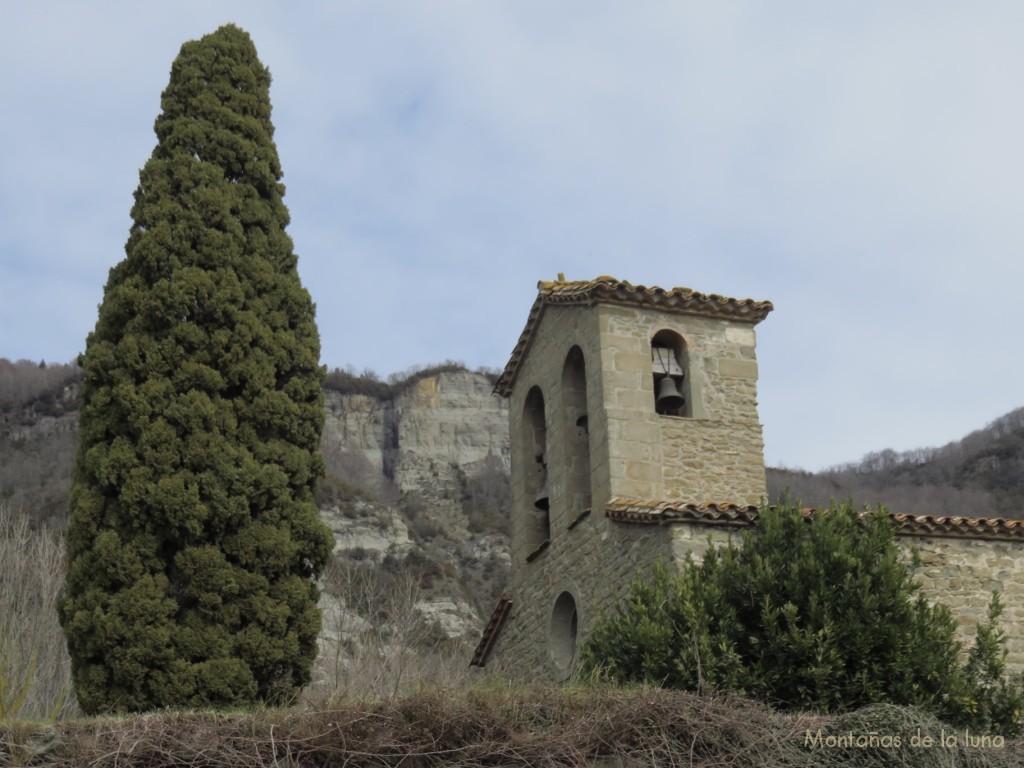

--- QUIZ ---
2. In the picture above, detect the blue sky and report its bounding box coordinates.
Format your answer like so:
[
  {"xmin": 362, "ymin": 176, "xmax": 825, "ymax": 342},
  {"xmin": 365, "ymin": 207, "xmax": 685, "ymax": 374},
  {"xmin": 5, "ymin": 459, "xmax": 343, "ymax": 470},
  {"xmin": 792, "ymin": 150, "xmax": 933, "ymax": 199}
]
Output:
[{"xmin": 2, "ymin": 2, "xmax": 1023, "ymax": 472}]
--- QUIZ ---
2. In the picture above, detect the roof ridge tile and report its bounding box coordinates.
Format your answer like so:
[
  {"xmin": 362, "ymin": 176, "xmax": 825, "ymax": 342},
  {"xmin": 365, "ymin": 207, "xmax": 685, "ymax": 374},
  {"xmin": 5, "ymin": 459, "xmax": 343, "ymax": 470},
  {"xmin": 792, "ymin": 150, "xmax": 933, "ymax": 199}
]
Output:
[{"xmin": 605, "ymin": 500, "xmax": 1024, "ymax": 540}]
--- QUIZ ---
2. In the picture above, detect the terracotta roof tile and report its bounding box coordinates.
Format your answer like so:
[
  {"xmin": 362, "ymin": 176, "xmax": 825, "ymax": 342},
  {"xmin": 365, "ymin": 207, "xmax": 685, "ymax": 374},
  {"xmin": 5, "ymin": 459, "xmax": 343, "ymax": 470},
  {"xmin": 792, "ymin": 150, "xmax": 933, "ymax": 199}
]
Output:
[
  {"xmin": 887, "ymin": 512, "xmax": 1024, "ymax": 539},
  {"xmin": 605, "ymin": 498, "xmax": 760, "ymax": 525},
  {"xmin": 606, "ymin": 499, "xmax": 1024, "ymax": 541},
  {"xmin": 494, "ymin": 276, "xmax": 773, "ymax": 396}
]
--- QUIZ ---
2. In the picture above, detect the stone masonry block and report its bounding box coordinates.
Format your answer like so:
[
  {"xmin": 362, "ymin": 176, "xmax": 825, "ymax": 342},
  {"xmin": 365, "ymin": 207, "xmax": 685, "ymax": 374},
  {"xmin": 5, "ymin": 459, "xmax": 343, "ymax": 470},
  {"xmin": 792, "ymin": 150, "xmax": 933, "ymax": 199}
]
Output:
[
  {"xmin": 718, "ymin": 359, "xmax": 759, "ymax": 379},
  {"xmin": 607, "ymin": 440, "xmax": 655, "ymax": 463},
  {"xmin": 626, "ymin": 460, "xmax": 662, "ymax": 482},
  {"xmin": 725, "ymin": 326, "xmax": 756, "ymax": 346},
  {"xmin": 613, "ymin": 352, "xmax": 653, "ymax": 373},
  {"xmin": 604, "ymin": 371, "xmax": 643, "ymax": 391},
  {"xmin": 614, "ymin": 389, "xmax": 656, "ymax": 409},
  {"xmin": 620, "ymin": 421, "xmax": 660, "ymax": 444},
  {"xmin": 617, "ymin": 479, "xmax": 654, "ymax": 498}
]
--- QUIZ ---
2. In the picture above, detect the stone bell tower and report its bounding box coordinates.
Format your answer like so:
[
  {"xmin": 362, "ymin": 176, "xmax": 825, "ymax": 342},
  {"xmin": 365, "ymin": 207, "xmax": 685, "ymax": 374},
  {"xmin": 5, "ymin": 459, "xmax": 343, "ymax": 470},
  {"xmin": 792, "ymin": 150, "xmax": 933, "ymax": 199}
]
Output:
[{"xmin": 471, "ymin": 276, "xmax": 773, "ymax": 680}]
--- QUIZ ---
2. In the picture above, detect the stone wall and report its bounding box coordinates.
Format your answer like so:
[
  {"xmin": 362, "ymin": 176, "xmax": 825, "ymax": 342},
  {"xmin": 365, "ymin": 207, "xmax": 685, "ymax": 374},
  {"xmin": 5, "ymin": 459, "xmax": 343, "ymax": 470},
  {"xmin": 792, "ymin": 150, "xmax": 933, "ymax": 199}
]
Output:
[
  {"xmin": 900, "ymin": 534, "xmax": 1024, "ymax": 671},
  {"xmin": 506, "ymin": 304, "xmax": 606, "ymax": 567},
  {"xmin": 486, "ymin": 510, "xmax": 675, "ymax": 681},
  {"xmin": 485, "ymin": 518, "xmax": 1024, "ymax": 681},
  {"xmin": 597, "ymin": 305, "xmax": 767, "ymax": 505},
  {"xmin": 492, "ymin": 295, "xmax": 772, "ymax": 680},
  {"xmin": 493, "ymin": 302, "xmax": 682, "ymax": 680},
  {"xmin": 667, "ymin": 522, "xmax": 1024, "ymax": 674}
]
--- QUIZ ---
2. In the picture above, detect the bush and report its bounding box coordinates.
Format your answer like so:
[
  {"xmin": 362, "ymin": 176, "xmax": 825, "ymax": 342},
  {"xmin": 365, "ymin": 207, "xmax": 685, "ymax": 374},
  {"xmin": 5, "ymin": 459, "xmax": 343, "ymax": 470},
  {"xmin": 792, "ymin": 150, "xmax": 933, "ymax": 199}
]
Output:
[
  {"xmin": 323, "ymin": 360, "xmax": 473, "ymax": 400},
  {"xmin": 402, "ymin": 492, "xmax": 443, "ymax": 542},
  {"xmin": 581, "ymin": 502, "xmax": 979, "ymax": 721},
  {"xmin": 954, "ymin": 592, "xmax": 1024, "ymax": 735},
  {"xmin": 315, "ymin": 473, "xmax": 375, "ymax": 506},
  {"xmin": 322, "ymin": 367, "xmax": 392, "ymax": 399}
]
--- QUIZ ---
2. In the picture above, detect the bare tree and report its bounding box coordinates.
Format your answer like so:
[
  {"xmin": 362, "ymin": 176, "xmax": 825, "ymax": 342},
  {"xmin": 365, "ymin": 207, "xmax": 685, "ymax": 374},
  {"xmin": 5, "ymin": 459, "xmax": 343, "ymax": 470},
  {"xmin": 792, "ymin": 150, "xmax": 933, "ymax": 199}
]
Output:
[
  {"xmin": 0, "ymin": 502, "xmax": 76, "ymax": 719},
  {"xmin": 315, "ymin": 560, "xmax": 471, "ymax": 700}
]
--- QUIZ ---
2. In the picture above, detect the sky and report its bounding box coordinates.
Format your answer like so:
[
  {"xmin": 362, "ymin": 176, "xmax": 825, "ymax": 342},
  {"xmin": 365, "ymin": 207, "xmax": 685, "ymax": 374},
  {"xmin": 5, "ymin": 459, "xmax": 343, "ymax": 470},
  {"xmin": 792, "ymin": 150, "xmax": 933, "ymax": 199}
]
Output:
[{"xmin": 2, "ymin": 2, "xmax": 1023, "ymax": 472}]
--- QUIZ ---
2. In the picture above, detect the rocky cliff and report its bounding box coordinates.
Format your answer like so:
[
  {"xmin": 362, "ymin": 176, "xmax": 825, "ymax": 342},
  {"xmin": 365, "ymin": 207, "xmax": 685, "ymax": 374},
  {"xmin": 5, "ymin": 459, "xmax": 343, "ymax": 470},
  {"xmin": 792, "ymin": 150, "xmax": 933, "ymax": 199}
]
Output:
[
  {"xmin": 322, "ymin": 369, "xmax": 509, "ymax": 510},
  {"xmin": 314, "ymin": 369, "xmax": 512, "ymax": 688}
]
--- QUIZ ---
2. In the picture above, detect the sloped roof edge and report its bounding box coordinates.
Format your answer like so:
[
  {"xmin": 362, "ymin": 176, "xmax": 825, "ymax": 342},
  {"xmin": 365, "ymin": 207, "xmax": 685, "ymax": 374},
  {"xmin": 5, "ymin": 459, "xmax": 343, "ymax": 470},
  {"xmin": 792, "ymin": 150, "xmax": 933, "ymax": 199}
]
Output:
[
  {"xmin": 494, "ymin": 276, "xmax": 774, "ymax": 397},
  {"xmin": 605, "ymin": 499, "xmax": 1024, "ymax": 541}
]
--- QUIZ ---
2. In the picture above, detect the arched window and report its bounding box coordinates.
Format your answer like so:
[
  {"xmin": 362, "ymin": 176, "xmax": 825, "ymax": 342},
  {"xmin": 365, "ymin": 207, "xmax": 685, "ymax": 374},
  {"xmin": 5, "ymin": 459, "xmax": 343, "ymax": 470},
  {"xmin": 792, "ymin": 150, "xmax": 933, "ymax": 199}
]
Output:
[
  {"xmin": 651, "ymin": 329, "xmax": 688, "ymax": 417},
  {"xmin": 561, "ymin": 346, "xmax": 591, "ymax": 522},
  {"xmin": 549, "ymin": 591, "xmax": 578, "ymax": 679},
  {"xmin": 521, "ymin": 386, "xmax": 550, "ymax": 558}
]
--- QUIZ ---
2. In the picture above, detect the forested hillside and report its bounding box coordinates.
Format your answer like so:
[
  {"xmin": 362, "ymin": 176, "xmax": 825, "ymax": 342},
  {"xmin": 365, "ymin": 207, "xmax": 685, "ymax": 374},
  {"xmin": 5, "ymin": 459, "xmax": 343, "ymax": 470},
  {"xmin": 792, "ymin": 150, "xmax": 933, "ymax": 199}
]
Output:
[
  {"xmin": 767, "ymin": 407, "xmax": 1024, "ymax": 519},
  {"xmin": 0, "ymin": 359, "xmax": 80, "ymax": 525}
]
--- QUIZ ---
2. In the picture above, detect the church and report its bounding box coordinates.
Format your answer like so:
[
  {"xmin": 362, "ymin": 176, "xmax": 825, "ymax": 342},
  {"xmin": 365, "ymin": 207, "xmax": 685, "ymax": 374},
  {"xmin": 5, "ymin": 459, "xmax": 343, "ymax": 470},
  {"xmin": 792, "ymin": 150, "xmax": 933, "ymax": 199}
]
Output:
[{"xmin": 471, "ymin": 275, "xmax": 1024, "ymax": 681}]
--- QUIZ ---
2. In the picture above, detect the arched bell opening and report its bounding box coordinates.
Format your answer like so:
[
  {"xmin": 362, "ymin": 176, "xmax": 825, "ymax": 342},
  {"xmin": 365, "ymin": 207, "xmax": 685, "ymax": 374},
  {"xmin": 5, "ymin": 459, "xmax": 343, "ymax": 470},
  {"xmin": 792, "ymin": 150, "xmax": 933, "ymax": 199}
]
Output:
[
  {"xmin": 561, "ymin": 346, "xmax": 592, "ymax": 521},
  {"xmin": 520, "ymin": 386, "xmax": 550, "ymax": 557},
  {"xmin": 651, "ymin": 329, "xmax": 689, "ymax": 417}
]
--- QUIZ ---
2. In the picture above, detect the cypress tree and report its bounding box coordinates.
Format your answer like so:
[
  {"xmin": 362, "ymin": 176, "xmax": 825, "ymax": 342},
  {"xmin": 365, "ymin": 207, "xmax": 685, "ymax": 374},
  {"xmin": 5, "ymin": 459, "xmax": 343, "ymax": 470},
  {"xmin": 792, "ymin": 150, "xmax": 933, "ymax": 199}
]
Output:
[{"xmin": 59, "ymin": 24, "xmax": 333, "ymax": 713}]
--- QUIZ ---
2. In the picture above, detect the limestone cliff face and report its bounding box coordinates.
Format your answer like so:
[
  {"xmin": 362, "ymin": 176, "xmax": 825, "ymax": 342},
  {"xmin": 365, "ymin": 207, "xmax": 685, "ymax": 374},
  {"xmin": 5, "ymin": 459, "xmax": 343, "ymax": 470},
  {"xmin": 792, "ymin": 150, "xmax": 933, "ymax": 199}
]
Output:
[
  {"xmin": 322, "ymin": 370, "xmax": 510, "ymax": 507},
  {"xmin": 312, "ymin": 371, "xmax": 513, "ymax": 680},
  {"xmin": 392, "ymin": 372, "xmax": 509, "ymax": 497}
]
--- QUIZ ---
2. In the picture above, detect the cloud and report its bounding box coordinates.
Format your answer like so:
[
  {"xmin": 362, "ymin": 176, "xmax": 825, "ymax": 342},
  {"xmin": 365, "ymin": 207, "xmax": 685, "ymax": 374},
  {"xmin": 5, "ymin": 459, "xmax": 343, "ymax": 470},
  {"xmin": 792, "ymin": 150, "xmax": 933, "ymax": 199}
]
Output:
[{"xmin": 1, "ymin": 2, "xmax": 1022, "ymax": 470}]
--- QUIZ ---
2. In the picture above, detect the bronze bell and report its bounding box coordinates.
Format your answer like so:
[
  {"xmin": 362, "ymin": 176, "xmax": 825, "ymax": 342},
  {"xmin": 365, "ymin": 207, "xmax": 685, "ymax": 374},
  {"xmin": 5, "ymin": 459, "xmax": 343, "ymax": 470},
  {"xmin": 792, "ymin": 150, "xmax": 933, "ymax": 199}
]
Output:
[
  {"xmin": 656, "ymin": 376, "xmax": 685, "ymax": 411},
  {"xmin": 534, "ymin": 483, "xmax": 550, "ymax": 512},
  {"xmin": 534, "ymin": 459, "xmax": 550, "ymax": 511}
]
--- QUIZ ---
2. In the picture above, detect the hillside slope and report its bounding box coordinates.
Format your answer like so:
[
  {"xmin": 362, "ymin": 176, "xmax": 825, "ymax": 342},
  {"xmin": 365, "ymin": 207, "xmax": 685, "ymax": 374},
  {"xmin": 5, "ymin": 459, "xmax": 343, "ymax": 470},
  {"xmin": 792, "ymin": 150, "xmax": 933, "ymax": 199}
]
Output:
[{"xmin": 767, "ymin": 407, "xmax": 1024, "ymax": 518}]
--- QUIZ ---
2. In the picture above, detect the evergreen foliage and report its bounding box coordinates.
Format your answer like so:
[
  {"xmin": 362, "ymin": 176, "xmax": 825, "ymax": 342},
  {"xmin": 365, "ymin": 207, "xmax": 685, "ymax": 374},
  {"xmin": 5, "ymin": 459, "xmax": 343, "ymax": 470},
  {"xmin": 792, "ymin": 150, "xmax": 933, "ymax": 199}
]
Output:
[
  {"xmin": 959, "ymin": 592, "xmax": 1024, "ymax": 734},
  {"xmin": 58, "ymin": 25, "xmax": 332, "ymax": 713},
  {"xmin": 581, "ymin": 501, "xmax": 1015, "ymax": 728}
]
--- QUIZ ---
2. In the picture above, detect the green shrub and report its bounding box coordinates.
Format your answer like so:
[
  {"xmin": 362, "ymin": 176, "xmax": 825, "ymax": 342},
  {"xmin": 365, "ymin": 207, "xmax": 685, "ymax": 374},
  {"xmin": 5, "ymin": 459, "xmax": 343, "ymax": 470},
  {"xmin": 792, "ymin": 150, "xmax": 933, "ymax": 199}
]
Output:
[
  {"xmin": 461, "ymin": 457, "xmax": 510, "ymax": 536},
  {"xmin": 581, "ymin": 502, "xmax": 974, "ymax": 718},
  {"xmin": 952, "ymin": 592, "xmax": 1024, "ymax": 735},
  {"xmin": 322, "ymin": 361, "xmax": 473, "ymax": 400}
]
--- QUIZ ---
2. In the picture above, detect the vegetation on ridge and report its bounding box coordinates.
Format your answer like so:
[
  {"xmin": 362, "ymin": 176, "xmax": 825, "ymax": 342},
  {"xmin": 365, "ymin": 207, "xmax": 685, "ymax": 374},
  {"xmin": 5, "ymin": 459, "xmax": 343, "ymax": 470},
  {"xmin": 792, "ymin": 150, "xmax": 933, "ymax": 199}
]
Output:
[
  {"xmin": 768, "ymin": 406, "xmax": 1024, "ymax": 518},
  {"xmin": 322, "ymin": 360, "xmax": 500, "ymax": 399}
]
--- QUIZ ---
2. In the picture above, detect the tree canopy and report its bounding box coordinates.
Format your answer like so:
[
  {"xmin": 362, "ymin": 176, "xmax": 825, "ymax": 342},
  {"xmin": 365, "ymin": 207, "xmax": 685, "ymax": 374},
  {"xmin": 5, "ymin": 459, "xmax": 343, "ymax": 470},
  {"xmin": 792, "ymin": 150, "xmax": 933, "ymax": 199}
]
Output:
[{"xmin": 59, "ymin": 24, "xmax": 333, "ymax": 713}]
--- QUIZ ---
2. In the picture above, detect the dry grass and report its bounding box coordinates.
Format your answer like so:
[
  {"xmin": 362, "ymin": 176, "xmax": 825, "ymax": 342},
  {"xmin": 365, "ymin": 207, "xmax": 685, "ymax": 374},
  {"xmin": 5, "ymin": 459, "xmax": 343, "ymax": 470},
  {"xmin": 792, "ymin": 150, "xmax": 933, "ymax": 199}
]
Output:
[
  {"xmin": 0, "ymin": 685, "xmax": 791, "ymax": 767},
  {"xmin": 5, "ymin": 683, "xmax": 1019, "ymax": 768},
  {"xmin": 0, "ymin": 502, "xmax": 76, "ymax": 721}
]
